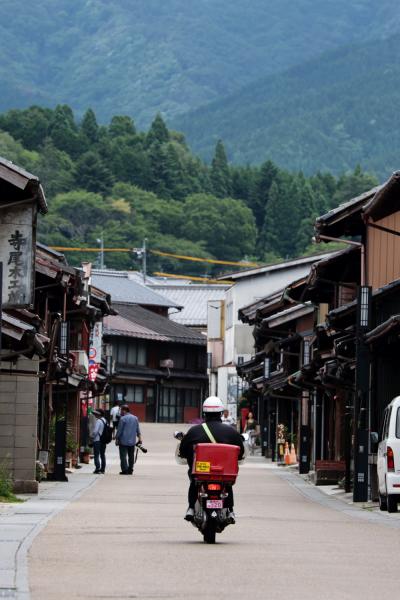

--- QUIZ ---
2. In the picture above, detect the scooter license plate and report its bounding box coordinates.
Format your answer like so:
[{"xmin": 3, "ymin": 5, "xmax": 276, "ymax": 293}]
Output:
[{"xmin": 206, "ymin": 500, "xmax": 223, "ymax": 509}]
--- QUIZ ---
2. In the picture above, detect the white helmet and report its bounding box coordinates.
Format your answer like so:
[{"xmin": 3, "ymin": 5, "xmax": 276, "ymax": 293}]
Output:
[{"xmin": 203, "ymin": 396, "xmax": 224, "ymax": 413}]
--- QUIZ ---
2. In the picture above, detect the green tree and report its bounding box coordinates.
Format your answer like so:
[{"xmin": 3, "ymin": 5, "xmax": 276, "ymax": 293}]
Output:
[
  {"xmin": 75, "ymin": 151, "xmax": 114, "ymax": 196},
  {"xmin": 147, "ymin": 113, "xmax": 169, "ymax": 146},
  {"xmin": 148, "ymin": 234, "xmax": 212, "ymax": 276},
  {"xmin": 261, "ymin": 175, "xmax": 301, "ymax": 258},
  {"xmin": 184, "ymin": 193, "xmax": 256, "ymax": 261},
  {"xmin": 210, "ymin": 140, "xmax": 231, "ymax": 198},
  {"xmin": 0, "ymin": 130, "xmax": 40, "ymax": 173},
  {"xmin": 0, "ymin": 106, "xmax": 53, "ymax": 150},
  {"xmin": 254, "ymin": 160, "xmax": 279, "ymax": 229},
  {"xmin": 80, "ymin": 108, "xmax": 99, "ymax": 144},
  {"xmin": 49, "ymin": 105, "xmax": 81, "ymax": 157},
  {"xmin": 109, "ymin": 115, "xmax": 136, "ymax": 138},
  {"xmin": 332, "ymin": 165, "xmax": 378, "ymax": 206},
  {"xmin": 36, "ymin": 138, "xmax": 76, "ymax": 199},
  {"xmin": 147, "ymin": 141, "xmax": 169, "ymax": 197},
  {"xmin": 293, "ymin": 173, "xmax": 317, "ymax": 255}
]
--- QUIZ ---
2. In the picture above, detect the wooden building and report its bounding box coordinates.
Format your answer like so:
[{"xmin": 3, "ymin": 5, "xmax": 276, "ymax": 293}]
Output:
[
  {"xmin": 0, "ymin": 159, "xmax": 48, "ymax": 492},
  {"xmin": 104, "ymin": 303, "xmax": 207, "ymax": 423},
  {"xmin": 238, "ymin": 171, "xmax": 400, "ymax": 496}
]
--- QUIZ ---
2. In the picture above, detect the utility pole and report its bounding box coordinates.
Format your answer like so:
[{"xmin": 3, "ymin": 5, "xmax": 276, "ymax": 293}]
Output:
[
  {"xmin": 143, "ymin": 238, "xmax": 147, "ymax": 283},
  {"xmin": 132, "ymin": 239, "xmax": 147, "ymax": 282},
  {"xmin": 96, "ymin": 235, "xmax": 105, "ymax": 269}
]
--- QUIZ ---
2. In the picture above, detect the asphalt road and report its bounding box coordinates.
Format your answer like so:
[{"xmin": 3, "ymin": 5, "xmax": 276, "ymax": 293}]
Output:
[{"xmin": 29, "ymin": 423, "xmax": 400, "ymax": 600}]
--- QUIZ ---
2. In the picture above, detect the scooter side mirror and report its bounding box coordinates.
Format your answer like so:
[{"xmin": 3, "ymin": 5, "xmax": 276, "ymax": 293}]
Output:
[{"xmin": 174, "ymin": 431, "xmax": 184, "ymax": 440}]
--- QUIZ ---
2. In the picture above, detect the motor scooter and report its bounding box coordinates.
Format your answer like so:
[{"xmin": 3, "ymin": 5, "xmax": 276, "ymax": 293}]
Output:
[{"xmin": 175, "ymin": 432, "xmax": 240, "ymax": 544}]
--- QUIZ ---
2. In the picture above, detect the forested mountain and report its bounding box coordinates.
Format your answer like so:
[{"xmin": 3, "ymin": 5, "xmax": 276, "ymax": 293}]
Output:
[
  {"xmin": 1, "ymin": 1, "xmax": 399, "ymax": 126},
  {"xmin": 173, "ymin": 33, "xmax": 400, "ymax": 177},
  {"xmin": 0, "ymin": 106, "xmax": 378, "ymax": 276}
]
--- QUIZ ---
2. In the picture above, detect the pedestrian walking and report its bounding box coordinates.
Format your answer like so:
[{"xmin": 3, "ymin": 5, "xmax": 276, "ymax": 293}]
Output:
[
  {"xmin": 221, "ymin": 408, "xmax": 236, "ymax": 427},
  {"xmin": 110, "ymin": 401, "xmax": 121, "ymax": 439},
  {"xmin": 115, "ymin": 404, "xmax": 142, "ymax": 475},
  {"xmin": 244, "ymin": 411, "xmax": 260, "ymax": 455},
  {"xmin": 92, "ymin": 409, "xmax": 108, "ymax": 474}
]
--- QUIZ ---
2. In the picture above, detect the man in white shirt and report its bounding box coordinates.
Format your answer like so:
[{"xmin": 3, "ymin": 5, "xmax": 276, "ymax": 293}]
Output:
[
  {"xmin": 110, "ymin": 401, "xmax": 121, "ymax": 439},
  {"xmin": 221, "ymin": 408, "xmax": 236, "ymax": 427}
]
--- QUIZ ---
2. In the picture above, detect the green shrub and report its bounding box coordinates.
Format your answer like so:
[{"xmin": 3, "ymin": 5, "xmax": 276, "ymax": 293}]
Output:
[{"xmin": 0, "ymin": 459, "xmax": 13, "ymax": 498}]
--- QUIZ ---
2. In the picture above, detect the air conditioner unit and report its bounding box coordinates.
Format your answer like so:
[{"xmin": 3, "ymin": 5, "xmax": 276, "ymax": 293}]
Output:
[
  {"xmin": 160, "ymin": 359, "xmax": 174, "ymax": 368},
  {"xmin": 70, "ymin": 351, "xmax": 89, "ymax": 374}
]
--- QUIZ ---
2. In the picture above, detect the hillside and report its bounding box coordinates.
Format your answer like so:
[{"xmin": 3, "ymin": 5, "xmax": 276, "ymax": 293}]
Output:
[
  {"xmin": 173, "ymin": 33, "xmax": 400, "ymax": 177},
  {"xmin": 1, "ymin": 0, "xmax": 399, "ymax": 126},
  {"xmin": 0, "ymin": 106, "xmax": 378, "ymax": 273}
]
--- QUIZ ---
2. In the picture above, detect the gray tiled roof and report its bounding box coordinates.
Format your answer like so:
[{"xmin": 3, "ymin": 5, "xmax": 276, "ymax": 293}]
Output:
[
  {"xmin": 149, "ymin": 284, "xmax": 228, "ymax": 326},
  {"xmin": 105, "ymin": 303, "xmax": 206, "ymax": 346},
  {"xmin": 91, "ymin": 271, "xmax": 181, "ymax": 309}
]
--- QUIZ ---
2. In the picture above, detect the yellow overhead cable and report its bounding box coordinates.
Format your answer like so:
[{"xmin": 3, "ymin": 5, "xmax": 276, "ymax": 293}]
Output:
[
  {"xmin": 153, "ymin": 272, "xmax": 232, "ymax": 284},
  {"xmin": 50, "ymin": 246, "xmax": 133, "ymax": 252},
  {"xmin": 49, "ymin": 246, "xmax": 259, "ymax": 267},
  {"xmin": 150, "ymin": 249, "xmax": 259, "ymax": 267}
]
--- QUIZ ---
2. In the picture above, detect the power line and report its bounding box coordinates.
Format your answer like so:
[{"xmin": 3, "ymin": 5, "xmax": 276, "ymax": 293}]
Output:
[
  {"xmin": 49, "ymin": 246, "xmax": 259, "ymax": 267},
  {"xmin": 49, "ymin": 246, "xmax": 142, "ymax": 252},
  {"xmin": 153, "ymin": 272, "xmax": 232, "ymax": 284},
  {"xmin": 149, "ymin": 249, "xmax": 258, "ymax": 267}
]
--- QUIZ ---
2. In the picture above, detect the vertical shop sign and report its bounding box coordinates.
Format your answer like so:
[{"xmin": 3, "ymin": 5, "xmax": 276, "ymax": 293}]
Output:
[
  {"xmin": 88, "ymin": 322, "xmax": 102, "ymax": 382},
  {"xmin": 0, "ymin": 204, "xmax": 35, "ymax": 308}
]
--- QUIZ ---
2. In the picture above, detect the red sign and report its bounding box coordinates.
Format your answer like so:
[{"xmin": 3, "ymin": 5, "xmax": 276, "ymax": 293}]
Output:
[{"xmin": 88, "ymin": 363, "xmax": 99, "ymax": 382}]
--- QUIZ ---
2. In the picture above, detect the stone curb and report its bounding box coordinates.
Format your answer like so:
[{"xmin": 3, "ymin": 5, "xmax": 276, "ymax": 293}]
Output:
[{"xmin": 277, "ymin": 469, "xmax": 400, "ymax": 530}]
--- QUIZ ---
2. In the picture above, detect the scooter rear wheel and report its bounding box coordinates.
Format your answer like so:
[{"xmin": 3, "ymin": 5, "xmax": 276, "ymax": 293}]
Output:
[{"xmin": 203, "ymin": 521, "xmax": 216, "ymax": 544}]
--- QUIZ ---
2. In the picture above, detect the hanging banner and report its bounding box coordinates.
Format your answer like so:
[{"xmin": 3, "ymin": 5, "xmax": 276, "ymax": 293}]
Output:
[
  {"xmin": 88, "ymin": 322, "xmax": 103, "ymax": 382},
  {"xmin": 0, "ymin": 204, "xmax": 35, "ymax": 308},
  {"xmin": 89, "ymin": 322, "xmax": 103, "ymax": 363}
]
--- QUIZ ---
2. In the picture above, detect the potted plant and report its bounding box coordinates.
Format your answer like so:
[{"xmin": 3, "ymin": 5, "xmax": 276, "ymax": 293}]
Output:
[
  {"xmin": 81, "ymin": 446, "xmax": 91, "ymax": 464},
  {"xmin": 66, "ymin": 433, "xmax": 78, "ymax": 467}
]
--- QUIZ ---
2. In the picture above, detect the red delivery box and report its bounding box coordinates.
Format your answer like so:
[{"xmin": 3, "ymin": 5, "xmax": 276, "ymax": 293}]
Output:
[{"xmin": 192, "ymin": 443, "xmax": 240, "ymax": 482}]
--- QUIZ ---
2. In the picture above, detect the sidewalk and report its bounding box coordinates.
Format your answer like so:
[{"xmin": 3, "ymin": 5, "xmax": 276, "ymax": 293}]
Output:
[
  {"xmin": 0, "ymin": 462, "xmax": 99, "ymax": 599},
  {"xmin": 277, "ymin": 465, "xmax": 400, "ymax": 529}
]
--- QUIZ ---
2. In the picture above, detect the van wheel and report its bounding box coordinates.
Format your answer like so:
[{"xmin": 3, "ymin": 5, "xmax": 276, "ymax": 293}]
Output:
[
  {"xmin": 379, "ymin": 493, "xmax": 388, "ymax": 511},
  {"xmin": 387, "ymin": 495, "xmax": 398, "ymax": 513}
]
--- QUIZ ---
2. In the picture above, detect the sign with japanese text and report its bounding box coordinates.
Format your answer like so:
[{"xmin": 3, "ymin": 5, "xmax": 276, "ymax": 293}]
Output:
[
  {"xmin": 89, "ymin": 322, "xmax": 102, "ymax": 363},
  {"xmin": 88, "ymin": 322, "xmax": 103, "ymax": 382},
  {"xmin": 0, "ymin": 204, "xmax": 35, "ymax": 308}
]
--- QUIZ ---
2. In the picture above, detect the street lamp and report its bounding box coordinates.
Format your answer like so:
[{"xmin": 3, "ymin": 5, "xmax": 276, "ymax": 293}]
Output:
[{"xmin": 96, "ymin": 236, "xmax": 105, "ymax": 270}]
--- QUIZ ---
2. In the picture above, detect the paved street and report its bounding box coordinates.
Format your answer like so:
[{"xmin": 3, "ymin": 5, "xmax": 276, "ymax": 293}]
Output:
[{"xmin": 22, "ymin": 423, "xmax": 400, "ymax": 599}]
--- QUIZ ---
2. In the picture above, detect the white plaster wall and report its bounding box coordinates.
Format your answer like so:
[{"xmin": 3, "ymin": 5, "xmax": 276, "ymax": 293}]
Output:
[{"xmin": 224, "ymin": 263, "xmax": 314, "ymax": 364}]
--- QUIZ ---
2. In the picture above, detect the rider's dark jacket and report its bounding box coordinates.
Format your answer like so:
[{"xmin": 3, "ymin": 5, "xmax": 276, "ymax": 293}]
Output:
[{"xmin": 179, "ymin": 419, "xmax": 245, "ymax": 467}]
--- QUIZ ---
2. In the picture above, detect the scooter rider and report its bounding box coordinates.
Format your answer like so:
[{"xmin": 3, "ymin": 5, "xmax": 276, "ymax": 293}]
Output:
[{"xmin": 179, "ymin": 396, "xmax": 244, "ymax": 523}]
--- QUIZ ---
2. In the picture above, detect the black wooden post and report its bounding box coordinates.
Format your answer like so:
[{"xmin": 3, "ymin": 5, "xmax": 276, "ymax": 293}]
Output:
[
  {"xmin": 353, "ymin": 286, "xmax": 371, "ymax": 502},
  {"xmin": 344, "ymin": 393, "xmax": 352, "ymax": 493},
  {"xmin": 0, "ymin": 262, "xmax": 2, "ymax": 356}
]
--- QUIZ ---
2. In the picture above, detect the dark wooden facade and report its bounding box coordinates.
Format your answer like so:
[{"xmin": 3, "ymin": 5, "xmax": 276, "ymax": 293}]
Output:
[
  {"xmin": 238, "ymin": 171, "xmax": 400, "ymax": 496},
  {"xmin": 104, "ymin": 303, "xmax": 208, "ymax": 423}
]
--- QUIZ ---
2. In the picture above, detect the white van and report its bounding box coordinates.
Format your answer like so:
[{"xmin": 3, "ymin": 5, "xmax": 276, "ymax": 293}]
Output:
[{"xmin": 377, "ymin": 396, "xmax": 400, "ymax": 512}]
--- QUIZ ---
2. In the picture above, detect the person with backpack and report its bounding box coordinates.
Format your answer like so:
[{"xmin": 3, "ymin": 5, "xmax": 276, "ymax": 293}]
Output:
[
  {"xmin": 115, "ymin": 404, "xmax": 142, "ymax": 475},
  {"xmin": 92, "ymin": 408, "xmax": 110, "ymax": 474}
]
